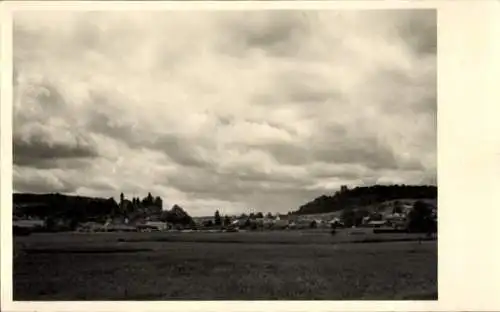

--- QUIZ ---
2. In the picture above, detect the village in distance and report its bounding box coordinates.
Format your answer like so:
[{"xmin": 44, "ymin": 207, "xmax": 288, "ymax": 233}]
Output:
[
  {"xmin": 13, "ymin": 184, "xmax": 437, "ymax": 300},
  {"xmin": 13, "ymin": 184, "xmax": 437, "ymax": 235}
]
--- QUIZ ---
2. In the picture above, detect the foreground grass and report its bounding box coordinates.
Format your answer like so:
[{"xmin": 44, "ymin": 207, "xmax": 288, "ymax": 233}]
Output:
[{"xmin": 13, "ymin": 231, "xmax": 437, "ymax": 300}]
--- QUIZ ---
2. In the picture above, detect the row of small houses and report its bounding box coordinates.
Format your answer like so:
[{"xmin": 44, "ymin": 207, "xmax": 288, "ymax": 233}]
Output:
[
  {"xmin": 15, "ymin": 216, "xmax": 328, "ymax": 233},
  {"xmin": 77, "ymin": 221, "xmax": 166, "ymax": 233},
  {"xmin": 14, "ymin": 209, "xmax": 433, "ymax": 234},
  {"xmin": 13, "ymin": 219, "xmax": 174, "ymax": 233},
  {"xmin": 200, "ymin": 213, "xmax": 411, "ymax": 231}
]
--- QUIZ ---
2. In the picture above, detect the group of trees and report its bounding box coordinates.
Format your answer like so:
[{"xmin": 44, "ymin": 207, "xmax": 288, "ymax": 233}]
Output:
[
  {"xmin": 159, "ymin": 204, "xmax": 194, "ymax": 226},
  {"xmin": 207, "ymin": 210, "xmax": 258, "ymax": 230},
  {"xmin": 122, "ymin": 192, "xmax": 163, "ymax": 209},
  {"xmin": 340, "ymin": 208, "xmax": 370, "ymax": 228},
  {"xmin": 14, "ymin": 193, "xmax": 120, "ymax": 221},
  {"xmin": 236, "ymin": 212, "xmax": 275, "ymax": 220},
  {"xmin": 407, "ymin": 201, "xmax": 437, "ymax": 233},
  {"xmin": 338, "ymin": 200, "xmax": 437, "ymax": 233},
  {"xmin": 13, "ymin": 192, "xmax": 195, "ymax": 230},
  {"xmin": 211, "ymin": 210, "xmax": 282, "ymax": 228},
  {"xmin": 213, "ymin": 210, "xmax": 231, "ymax": 227},
  {"xmin": 13, "ymin": 193, "xmax": 121, "ymax": 231}
]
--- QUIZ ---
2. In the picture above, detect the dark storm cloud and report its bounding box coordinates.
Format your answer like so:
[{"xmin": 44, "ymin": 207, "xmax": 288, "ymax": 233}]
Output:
[
  {"xmin": 13, "ymin": 133, "xmax": 99, "ymax": 168},
  {"xmin": 13, "ymin": 80, "xmax": 100, "ymax": 169},
  {"xmin": 13, "ymin": 156, "xmax": 93, "ymax": 171}
]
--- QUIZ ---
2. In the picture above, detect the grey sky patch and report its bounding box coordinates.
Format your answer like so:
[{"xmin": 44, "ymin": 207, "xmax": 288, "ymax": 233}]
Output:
[
  {"xmin": 31, "ymin": 82, "xmax": 67, "ymax": 111},
  {"xmin": 242, "ymin": 118, "xmax": 299, "ymax": 137},
  {"xmin": 396, "ymin": 10, "xmax": 437, "ymax": 56},
  {"xmin": 312, "ymin": 139, "xmax": 399, "ymax": 170},
  {"xmin": 85, "ymin": 178, "xmax": 119, "ymax": 193},
  {"xmin": 247, "ymin": 142, "xmax": 310, "ymax": 166},
  {"xmin": 13, "ymin": 157, "xmax": 92, "ymax": 171},
  {"xmin": 14, "ymin": 178, "xmax": 77, "ymax": 194},
  {"xmin": 307, "ymin": 163, "xmax": 371, "ymax": 181},
  {"xmin": 171, "ymin": 171, "xmax": 319, "ymax": 209},
  {"xmin": 146, "ymin": 135, "xmax": 214, "ymax": 169},
  {"xmin": 88, "ymin": 110, "xmax": 139, "ymax": 148},
  {"xmin": 253, "ymin": 78, "xmax": 344, "ymax": 107},
  {"xmin": 219, "ymin": 11, "xmax": 311, "ymax": 58},
  {"xmin": 88, "ymin": 109, "xmax": 213, "ymax": 168},
  {"xmin": 242, "ymin": 21, "xmax": 305, "ymax": 56},
  {"xmin": 13, "ymin": 168, "xmax": 78, "ymax": 194}
]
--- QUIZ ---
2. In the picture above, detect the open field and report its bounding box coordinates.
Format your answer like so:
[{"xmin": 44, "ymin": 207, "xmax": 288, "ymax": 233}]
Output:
[{"xmin": 13, "ymin": 230, "xmax": 437, "ymax": 300}]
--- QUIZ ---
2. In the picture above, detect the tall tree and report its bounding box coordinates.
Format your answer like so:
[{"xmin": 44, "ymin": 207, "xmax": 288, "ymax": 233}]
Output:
[
  {"xmin": 142, "ymin": 193, "xmax": 154, "ymax": 207},
  {"xmin": 154, "ymin": 196, "xmax": 163, "ymax": 209},
  {"xmin": 223, "ymin": 215, "xmax": 231, "ymax": 227},
  {"xmin": 407, "ymin": 201, "xmax": 436, "ymax": 233},
  {"xmin": 214, "ymin": 210, "xmax": 221, "ymax": 226}
]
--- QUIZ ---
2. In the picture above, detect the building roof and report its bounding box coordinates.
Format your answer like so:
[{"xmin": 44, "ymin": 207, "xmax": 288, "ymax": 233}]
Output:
[{"xmin": 367, "ymin": 220, "xmax": 387, "ymax": 225}]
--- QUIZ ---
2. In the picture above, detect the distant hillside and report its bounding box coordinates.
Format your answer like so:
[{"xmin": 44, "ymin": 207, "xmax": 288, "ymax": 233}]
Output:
[
  {"xmin": 13, "ymin": 193, "xmax": 194, "ymax": 226},
  {"xmin": 293, "ymin": 185, "xmax": 437, "ymax": 215},
  {"xmin": 13, "ymin": 193, "xmax": 120, "ymax": 222}
]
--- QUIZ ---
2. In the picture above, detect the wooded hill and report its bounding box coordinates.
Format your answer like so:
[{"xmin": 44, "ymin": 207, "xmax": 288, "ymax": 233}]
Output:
[
  {"xmin": 13, "ymin": 193, "xmax": 120, "ymax": 221},
  {"xmin": 293, "ymin": 184, "xmax": 437, "ymax": 215}
]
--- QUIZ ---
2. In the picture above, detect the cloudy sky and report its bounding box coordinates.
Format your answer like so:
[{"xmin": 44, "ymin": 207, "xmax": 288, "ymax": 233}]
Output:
[{"xmin": 13, "ymin": 9, "xmax": 436, "ymax": 216}]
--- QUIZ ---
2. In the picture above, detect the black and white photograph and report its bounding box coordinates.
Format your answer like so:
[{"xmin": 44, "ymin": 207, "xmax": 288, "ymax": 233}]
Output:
[{"xmin": 10, "ymin": 6, "xmax": 438, "ymax": 301}]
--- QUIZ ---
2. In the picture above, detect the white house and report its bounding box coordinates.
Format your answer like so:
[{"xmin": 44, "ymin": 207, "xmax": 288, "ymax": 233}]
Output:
[
  {"xmin": 13, "ymin": 219, "xmax": 45, "ymax": 229},
  {"xmin": 144, "ymin": 221, "xmax": 168, "ymax": 231},
  {"xmin": 273, "ymin": 219, "xmax": 289, "ymax": 229}
]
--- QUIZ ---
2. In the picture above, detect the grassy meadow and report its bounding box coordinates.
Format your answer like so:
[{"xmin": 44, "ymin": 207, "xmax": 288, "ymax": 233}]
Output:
[{"xmin": 13, "ymin": 230, "xmax": 437, "ymax": 300}]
